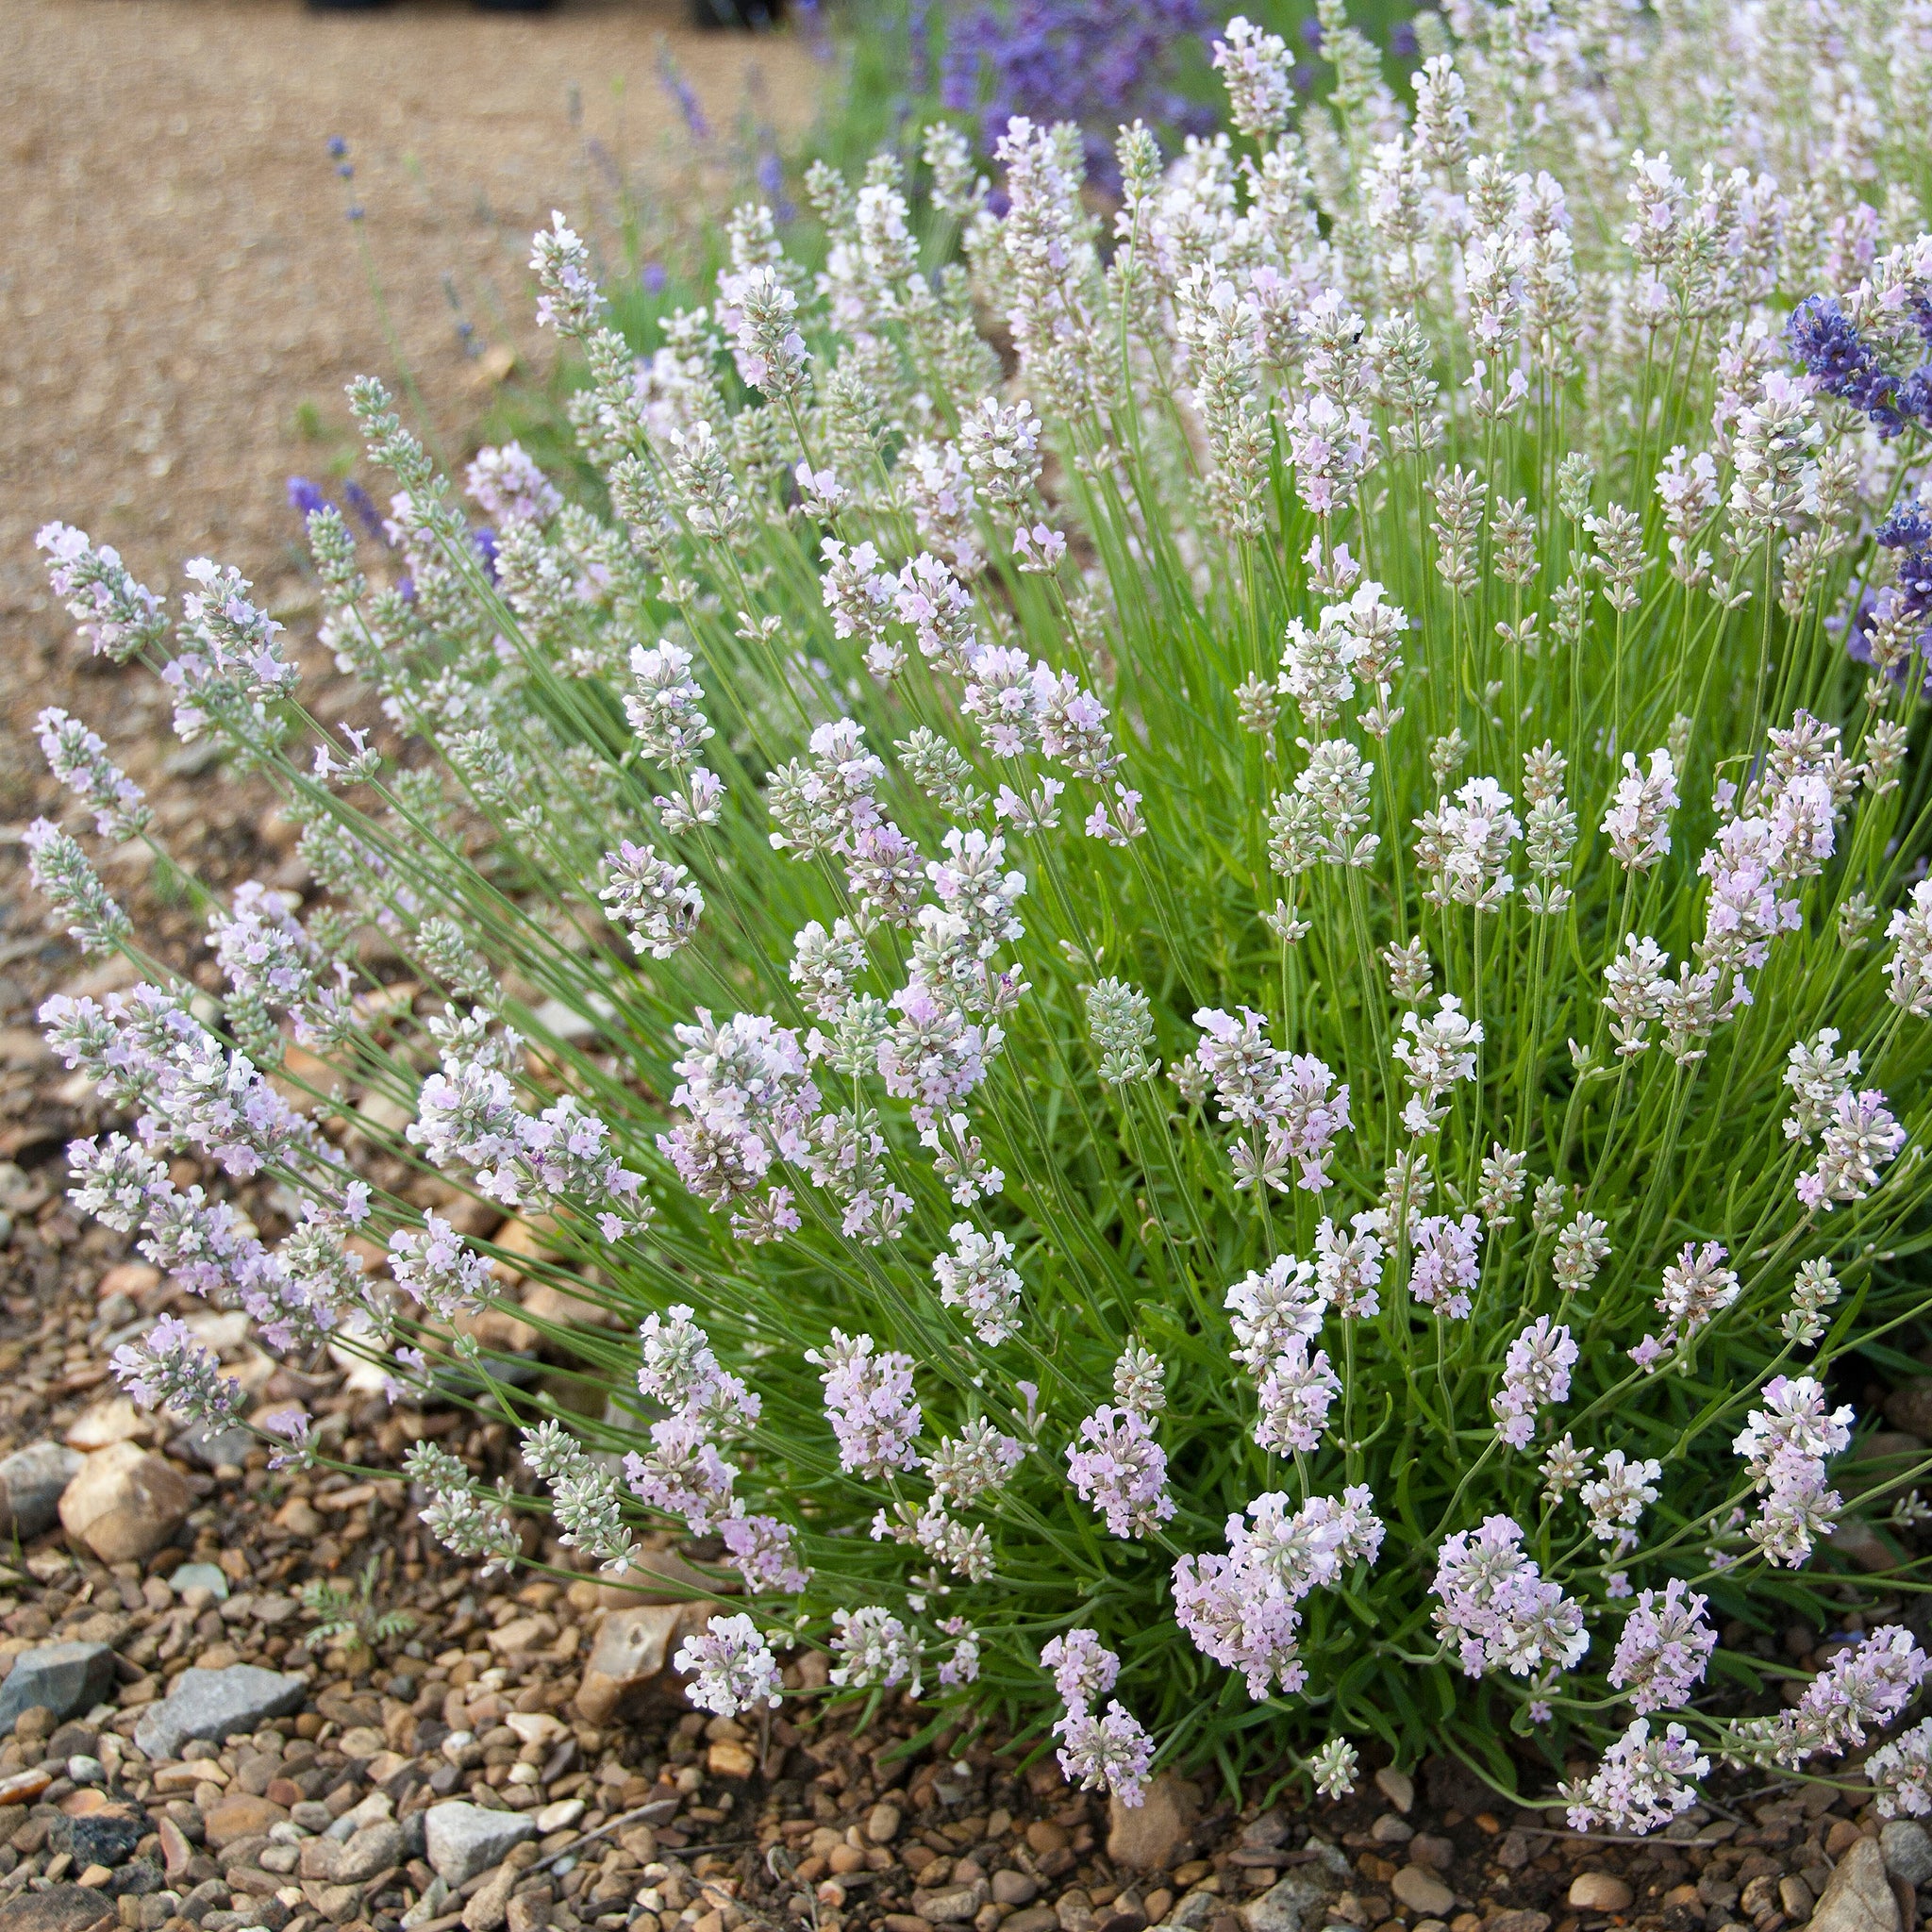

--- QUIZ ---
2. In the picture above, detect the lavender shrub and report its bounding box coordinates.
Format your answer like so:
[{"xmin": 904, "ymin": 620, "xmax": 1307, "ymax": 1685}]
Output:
[{"xmin": 28, "ymin": 0, "xmax": 1932, "ymax": 1820}]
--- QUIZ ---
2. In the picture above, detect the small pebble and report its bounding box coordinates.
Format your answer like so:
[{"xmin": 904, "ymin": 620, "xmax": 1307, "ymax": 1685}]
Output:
[{"xmin": 1567, "ymin": 1874, "xmax": 1634, "ymax": 1913}]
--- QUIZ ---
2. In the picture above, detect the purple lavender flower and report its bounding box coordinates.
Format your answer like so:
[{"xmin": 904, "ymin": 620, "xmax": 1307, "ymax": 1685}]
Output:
[
  {"xmin": 1432, "ymin": 1514, "xmax": 1589, "ymax": 1678},
  {"xmin": 1609, "ymin": 1579, "xmax": 1717, "ymax": 1714},
  {"xmin": 341, "ymin": 479, "xmax": 389, "ymax": 546},
  {"xmin": 938, "ymin": 0, "xmax": 1216, "ymax": 192},
  {"xmin": 286, "ymin": 476, "xmax": 329, "ymax": 519},
  {"xmin": 111, "ymin": 1313, "xmax": 243, "ymax": 1428},
  {"xmin": 674, "ymin": 1613, "xmax": 783, "ymax": 1718},
  {"xmin": 1787, "ymin": 295, "xmax": 1932, "ymax": 441},
  {"xmin": 1491, "ymin": 1316, "xmax": 1576, "ymax": 1449},
  {"xmin": 1563, "ymin": 1720, "xmax": 1707, "ymax": 1834},
  {"xmin": 1174, "ymin": 1487, "xmax": 1383, "ymax": 1700},
  {"xmin": 657, "ymin": 46, "xmax": 711, "ymax": 142},
  {"xmin": 1066, "ymin": 1404, "xmax": 1174, "ymax": 1538},
  {"xmin": 811, "ymin": 1330, "xmax": 923, "ymax": 1478},
  {"xmin": 1790, "ymin": 1627, "xmax": 1930, "ymax": 1757}
]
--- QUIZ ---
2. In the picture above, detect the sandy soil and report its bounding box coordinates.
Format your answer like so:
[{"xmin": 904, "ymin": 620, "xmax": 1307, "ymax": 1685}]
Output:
[{"xmin": 0, "ymin": 0, "xmax": 820, "ymax": 610}]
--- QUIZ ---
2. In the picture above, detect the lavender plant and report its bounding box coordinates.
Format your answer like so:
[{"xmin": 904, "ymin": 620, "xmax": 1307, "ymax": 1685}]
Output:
[{"xmin": 30, "ymin": 0, "xmax": 1932, "ymax": 1824}]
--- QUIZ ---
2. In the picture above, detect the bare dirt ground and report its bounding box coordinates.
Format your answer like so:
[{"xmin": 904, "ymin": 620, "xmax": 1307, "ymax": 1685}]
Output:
[{"xmin": 0, "ymin": 0, "xmax": 820, "ymax": 612}]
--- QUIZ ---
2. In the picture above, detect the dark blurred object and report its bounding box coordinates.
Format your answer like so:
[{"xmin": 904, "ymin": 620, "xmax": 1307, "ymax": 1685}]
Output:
[
  {"xmin": 691, "ymin": 0, "xmax": 783, "ymax": 25},
  {"xmin": 305, "ymin": 0, "xmax": 390, "ymax": 11}
]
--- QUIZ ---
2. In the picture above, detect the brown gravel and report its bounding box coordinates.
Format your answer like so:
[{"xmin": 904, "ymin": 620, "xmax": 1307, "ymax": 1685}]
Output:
[{"xmin": 0, "ymin": 1204, "xmax": 1923, "ymax": 1932}]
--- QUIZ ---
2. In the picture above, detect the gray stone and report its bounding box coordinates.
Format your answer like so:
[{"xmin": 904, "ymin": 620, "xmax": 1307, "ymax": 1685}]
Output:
[
  {"xmin": 918, "ymin": 1888, "xmax": 985, "ymax": 1924},
  {"xmin": 332, "ymin": 1822, "xmax": 403, "ymax": 1886},
  {"xmin": 1169, "ymin": 1898, "xmax": 1219, "ymax": 1932},
  {"xmin": 1391, "ymin": 1869, "xmax": 1457, "ymax": 1919},
  {"xmin": 1881, "ymin": 1822, "xmax": 1932, "ymax": 1889},
  {"xmin": 1810, "ymin": 1839, "xmax": 1899, "ymax": 1932},
  {"xmin": 1005, "ymin": 1913, "xmax": 1060, "ymax": 1932},
  {"xmin": 171, "ymin": 1426, "xmax": 255, "ymax": 1474},
  {"xmin": 1108, "ymin": 1773, "xmax": 1198, "ymax": 1873},
  {"xmin": 0, "ymin": 1641, "xmax": 117, "ymax": 1735},
  {"xmin": 134, "ymin": 1666, "xmax": 308, "ymax": 1760},
  {"xmin": 168, "ymin": 1563, "xmax": 230, "ymax": 1602},
  {"xmin": 400, "ymin": 1879, "xmax": 449, "ymax": 1929},
  {"xmin": 0, "ymin": 1442, "xmax": 84, "ymax": 1541},
  {"xmin": 423, "ymin": 1803, "xmax": 537, "ymax": 1887},
  {"xmin": 1243, "ymin": 1851, "xmax": 1351, "ymax": 1932}
]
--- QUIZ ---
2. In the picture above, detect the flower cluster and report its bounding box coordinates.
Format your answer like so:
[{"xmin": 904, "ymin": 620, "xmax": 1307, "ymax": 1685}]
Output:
[{"xmin": 30, "ymin": 0, "xmax": 1932, "ymax": 1825}]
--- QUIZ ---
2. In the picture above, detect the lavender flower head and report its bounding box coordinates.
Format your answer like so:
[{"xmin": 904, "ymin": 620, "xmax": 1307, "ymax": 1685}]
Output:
[
  {"xmin": 1608, "ymin": 1579, "xmax": 1717, "ymax": 1715},
  {"xmin": 1066, "ymin": 1403, "xmax": 1174, "ymax": 1538},
  {"xmin": 111, "ymin": 1314, "xmax": 243, "ymax": 1429},
  {"xmin": 1563, "ymin": 1720, "xmax": 1707, "ymax": 1834},
  {"xmin": 675, "ymin": 1612, "xmax": 784, "ymax": 1718}
]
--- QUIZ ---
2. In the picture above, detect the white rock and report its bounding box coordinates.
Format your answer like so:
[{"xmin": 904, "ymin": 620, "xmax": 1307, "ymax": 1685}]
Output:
[
  {"xmin": 58, "ymin": 1441, "xmax": 192, "ymax": 1562},
  {"xmin": 1568, "ymin": 1874, "xmax": 1633, "ymax": 1912},
  {"xmin": 425, "ymin": 1802, "xmax": 538, "ymax": 1887},
  {"xmin": 1391, "ymin": 1867, "xmax": 1457, "ymax": 1919}
]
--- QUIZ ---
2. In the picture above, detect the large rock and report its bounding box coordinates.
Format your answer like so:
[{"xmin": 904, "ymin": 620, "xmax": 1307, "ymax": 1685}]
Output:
[
  {"xmin": 0, "ymin": 1442, "xmax": 83, "ymax": 1541},
  {"xmin": 133, "ymin": 1665, "xmax": 307, "ymax": 1760},
  {"xmin": 424, "ymin": 1803, "xmax": 537, "ymax": 1887},
  {"xmin": 1881, "ymin": 1821, "xmax": 1932, "ymax": 1888},
  {"xmin": 573, "ymin": 1603, "xmax": 708, "ymax": 1724},
  {"xmin": 0, "ymin": 1642, "xmax": 116, "ymax": 1735},
  {"xmin": 64, "ymin": 1399, "xmax": 147, "ymax": 1453},
  {"xmin": 1242, "ymin": 1841, "xmax": 1352, "ymax": 1932},
  {"xmin": 1884, "ymin": 1380, "xmax": 1932, "ymax": 1438},
  {"xmin": 592, "ymin": 1548, "xmax": 739, "ymax": 1608},
  {"xmin": 57, "ymin": 1442, "xmax": 192, "ymax": 1563},
  {"xmin": 1108, "ymin": 1773, "xmax": 1197, "ymax": 1872},
  {"xmin": 171, "ymin": 1424, "xmax": 255, "ymax": 1473},
  {"xmin": 0, "ymin": 1887, "xmax": 116, "ymax": 1932},
  {"xmin": 1811, "ymin": 1837, "xmax": 1899, "ymax": 1932}
]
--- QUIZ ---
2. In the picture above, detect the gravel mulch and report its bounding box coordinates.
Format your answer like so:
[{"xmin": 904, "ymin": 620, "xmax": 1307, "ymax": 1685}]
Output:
[{"xmin": 0, "ymin": 1202, "xmax": 1927, "ymax": 1932}]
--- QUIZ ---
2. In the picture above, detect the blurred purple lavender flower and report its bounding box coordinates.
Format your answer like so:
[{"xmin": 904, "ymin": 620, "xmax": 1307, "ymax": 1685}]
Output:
[
  {"xmin": 658, "ymin": 45, "xmax": 711, "ymax": 142},
  {"xmin": 341, "ymin": 479, "xmax": 389, "ymax": 546},
  {"xmin": 939, "ymin": 0, "xmax": 1217, "ymax": 191},
  {"xmin": 286, "ymin": 476, "xmax": 329, "ymax": 520}
]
